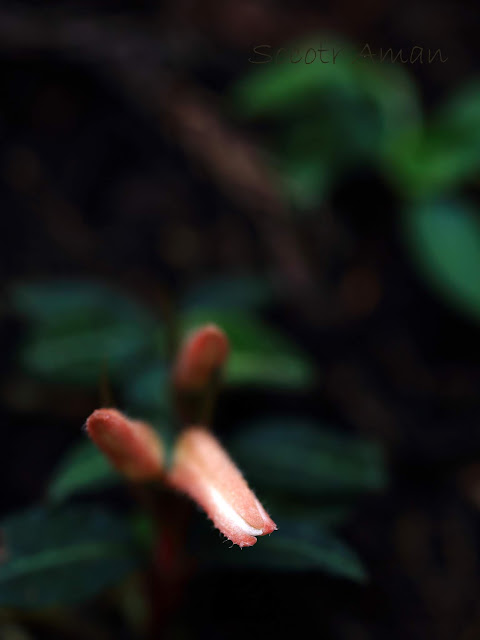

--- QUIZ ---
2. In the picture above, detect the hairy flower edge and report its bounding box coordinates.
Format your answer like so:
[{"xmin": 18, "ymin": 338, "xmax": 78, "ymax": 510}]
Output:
[{"xmin": 167, "ymin": 426, "xmax": 276, "ymax": 547}]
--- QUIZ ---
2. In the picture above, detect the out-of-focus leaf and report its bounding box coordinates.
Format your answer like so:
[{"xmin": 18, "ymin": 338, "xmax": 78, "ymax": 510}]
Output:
[
  {"xmin": 181, "ymin": 275, "xmax": 273, "ymax": 311},
  {"xmin": 262, "ymin": 493, "xmax": 355, "ymax": 529},
  {"xmin": 233, "ymin": 39, "xmax": 358, "ymax": 117},
  {"xmin": 233, "ymin": 38, "xmax": 420, "ymax": 207},
  {"xmin": 11, "ymin": 280, "xmax": 160, "ymax": 385},
  {"xmin": 0, "ymin": 506, "xmax": 141, "ymax": 608},
  {"xmin": 402, "ymin": 200, "xmax": 480, "ymax": 320},
  {"xmin": 281, "ymin": 156, "xmax": 330, "ymax": 211},
  {"xmin": 48, "ymin": 440, "xmax": 120, "ymax": 504},
  {"xmin": 229, "ymin": 418, "xmax": 386, "ymax": 496},
  {"xmin": 278, "ymin": 91, "xmax": 383, "ymax": 164},
  {"xmin": 182, "ymin": 309, "xmax": 315, "ymax": 388},
  {"xmin": 387, "ymin": 82, "xmax": 480, "ymax": 196},
  {"xmin": 435, "ymin": 81, "xmax": 480, "ymax": 149},
  {"xmin": 227, "ymin": 351, "xmax": 313, "ymax": 387},
  {"xmin": 123, "ymin": 361, "xmax": 171, "ymax": 421},
  {"xmin": 276, "ymin": 95, "xmax": 382, "ymax": 207},
  {"xmin": 234, "ymin": 37, "xmax": 420, "ymax": 142},
  {"xmin": 388, "ymin": 130, "xmax": 480, "ymax": 197},
  {"xmin": 194, "ymin": 516, "xmax": 366, "ymax": 581},
  {"xmin": 11, "ymin": 281, "xmax": 154, "ymax": 326}
]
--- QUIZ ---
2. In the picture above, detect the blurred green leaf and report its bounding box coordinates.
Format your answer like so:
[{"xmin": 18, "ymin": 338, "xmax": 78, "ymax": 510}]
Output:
[
  {"xmin": 233, "ymin": 38, "xmax": 420, "ymax": 208},
  {"xmin": 233, "ymin": 39, "xmax": 358, "ymax": 117},
  {"xmin": 262, "ymin": 493, "xmax": 355, "ymax": 529},
  {"xmin": 48, "ymin": 440, "xmax": 120, "ymax": 504},
  {"xmin": 280, "ymin": 156, "xmax": 330, "ymax": 211},
  {"xmin": 229, "ymin": 418, "xmax": 386, "ymax": 496},
  {"xmin": 387, "ymin": 82, "xmax": 480, "ymax": 196},
  {"xmin": 388, "ymin": 130, "xmax": 480, "ymax": 197},
  {"xmin": 434, "ymin": 81, "xmax": 480, "ymax": 158},
  {"xmin": 0, "ymin": 506, "xmax": 141, "ymax": 608},
  {"xmin": 181, "ymin": 275, "xmax": 273, "ymax": 311},
  {"xmin": 123, "ymin": 361, "xmax": 171, "ymax": 421},
  {"xmin": 227, "ymin": 351, "xmax": 313, "ymax": 388},
  {"xmin": 11, "ymin": 280, "xmax": 160, "ymax": 385},
  {"xmin": 235, "ymin": 39, "xmax": 419, "ymax": 135},
  {"xmin": 403, "ymin": 199, "xmax": 480, "ymax": 320},
  {"xmin": 278, "ymin": 91, "xmax": 382, "ymax": 161},
  {"xmin": 182, "ymin": 309, "xmax": 315, "ymax": 388},
  {"xmin": 194, "ymin": 516, "xmax": 366, "ymax": 581}
]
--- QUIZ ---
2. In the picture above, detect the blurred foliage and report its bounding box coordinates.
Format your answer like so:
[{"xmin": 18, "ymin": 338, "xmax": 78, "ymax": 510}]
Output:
[
  {"xmin": 233, "ymin": 38, "xmax": 480, "ymax": 202},
  {"xmin": 232, "ymin": 38, "xmax": 480, "ymax": 323},
  {"xmin": 123, "ymin": 362, "xmax": 171, "ymax": 421},
  {"xmin": 193, "ymin": 515, "xmax": 367, "ymax": 581},
  {"xmin": 389, "ymin": 83, "xmax": 480, "ymax": 197},
  {"xmin": 229, "ymin": 418, "xmax": 386, "ymax": 497},
  {"xmin": 10, "ymin": 276, "xmax": 314, "ymax": 390},
  {"xmin": 403, "ymin": 199, "xmax": 480, "ymax": 321},
  {"xmin": 48, "ymin": 440, "xmax": 119, "ymax": 504},
  {"xmin": 180, "ymin": 274, "xmax": 273, "ymax": 311},
  {"xmin": 0, "ymin": 506, "xmax": 140, "ymax": 608},
  {"xmin": 11, "ymin": 281, "xmax": 160, "ymax": 385},
  {"xmin": 232, "ymin": 38, "xmax": 422, "ymax": 206}
]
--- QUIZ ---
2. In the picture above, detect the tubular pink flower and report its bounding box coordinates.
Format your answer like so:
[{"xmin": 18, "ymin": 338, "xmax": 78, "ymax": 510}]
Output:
[
  {"xmin": 167, "ymin": 426, "xmax": 276, "ymax": 547},
  {"xmin": 173, "ymin": 324, "xmax": 229, "ymax": 391},
  {"xmin": 86, "ymin": 408, "xmax": 164, "ymax": 481}
]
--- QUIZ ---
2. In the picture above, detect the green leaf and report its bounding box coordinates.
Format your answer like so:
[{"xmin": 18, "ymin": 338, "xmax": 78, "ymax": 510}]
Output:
[
  {"xmin": 48, "ymin": 440, "xmax": 121, "ymax": 504},
  {"xmin": 182, "ymin": 309, "xmax": 315, "ymax": 388},
  {"xmin": 281, "ymin": 156, "xmax": 331, "ymax": 211},
  {"xmin": 402, "ymin": 200, "xmax": 480, "ymax": 321},
  {"xmin": 123, "ymin": 361, "xmax": 171, "ymax": 421},
  {"xmin": 433, "ymin": 81, "xmax": 480, "ymax": 161},
  {"xmin": 234, "ymin": 38, "xmax": 420, "ymax": 140},
  {"xmin": 233, "ymin": 38, "xmax": 420, "ymax": 204},
  {"xmin": 437, "ymin": 82, "xmax": 480, "ymax": 132},
  {"xmin": 387, "ymin": 82, "xmax": 480, "ymax": 196},
  {"xmin": 11, "ymin": 280, "xmax": 160, "ymax": 385},
  {"xmin": 181, "ymin": 275, "xmax": 273, "ymax": 311},
  {"xmin": 229, "ymin": 418, "xmax": 386, "ymax": 496},
  {"xmin": 388, "ymin": 129, "xmax": 480, "ymax": 197},
  {"xmin": 194, "ymin": 517, "xmax": 366, "ymax": 581},
  {"xmin": 261, "ymin": 493, "xmax": 355, "ymax": 529},
  {"xmin": 0, "ymin": 506, "xmax": 141, "ymax": 608},
  {"xmin": 233, "ymin": 39, "xmax": 358, "ymax": 118}
]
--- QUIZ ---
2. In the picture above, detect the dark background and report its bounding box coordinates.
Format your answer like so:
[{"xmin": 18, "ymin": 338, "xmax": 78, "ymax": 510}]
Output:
[{"xmin": 0, "ymin": 1, "xmax": 479, "ymax": 639}]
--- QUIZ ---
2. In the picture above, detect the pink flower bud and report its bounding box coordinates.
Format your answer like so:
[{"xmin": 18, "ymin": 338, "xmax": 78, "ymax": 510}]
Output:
[
  {"xmin": 86, "ymin": 408, "xmax": 164, "ymax": 481},
  {"xmin": 167, "ymin": 426, "xmax": 276, "ymax": 547},
  {"xmin": 173, "ymin": 324, "xmax": 229, "ymax": 390}
]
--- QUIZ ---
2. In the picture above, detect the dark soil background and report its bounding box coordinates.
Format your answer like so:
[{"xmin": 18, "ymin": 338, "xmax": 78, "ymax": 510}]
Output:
[{"xmin": 0, "ymin": 1, "xmax": 479, "ymax": 639}]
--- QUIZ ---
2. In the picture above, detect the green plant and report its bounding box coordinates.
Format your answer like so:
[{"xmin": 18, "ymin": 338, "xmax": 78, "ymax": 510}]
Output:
[
  {"xmin": 0, "ymin": 277, "xmax": 386, "ymax": 634},
  {"xmin": 232, "ymin": 38, "xmax": 480, "ymax": 323}
]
